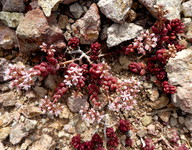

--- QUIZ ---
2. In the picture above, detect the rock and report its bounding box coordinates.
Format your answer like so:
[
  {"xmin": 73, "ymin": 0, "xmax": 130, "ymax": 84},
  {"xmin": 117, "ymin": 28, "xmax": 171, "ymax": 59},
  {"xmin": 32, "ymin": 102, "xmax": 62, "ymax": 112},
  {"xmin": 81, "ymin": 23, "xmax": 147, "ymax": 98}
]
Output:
[
  {"xmin": 71, "ymin": 3, "xmax": 100, "ymax": 44},
  {"xmin": 178, "ymin": 116, "xmax": 185, "ymax": 124},
  {"xmin": 16, "ymin": 8, "xmax": 65, "ymax": 54},
  {"xmin": 146, "ymin": 88, "xmax": 159, "ymax": 101},
  {"xmin": 170, "ymin": 117, "xmax": 178, "ymax": 127},
  {"xmin": 0, "ymin": 26, "xmax": 18, "ymax": 50},
  {"xmin": 59, "ymin": 106, "xmax": 71, "ymax": 119},
  {"xmin": 29, "ymin": 134, "xmax": 55, "ymax": 150},
  {"xmin": 98, "ymin": 0, "xmax": 132, "ymax": 23},
  {"xmin": 44, "ymin": 75, "xmax": 57, "ymax": 91},
  {"xmin": 69, "ymin": 2, "xmax": 84, "ymax": 19},
  {"xmin": 0, "ymin": 12, "xmax": 24, "ymax": 28},
  {"xmin": 0, "ymin": 58, "xmax": 9, "ymax": 82},
  {"xmin": 64, "ymin": 124, "xmax": 76, "ymax": 133},
  {"xmin": 21, "ymin": 105, "xmax": 43, "ymax": 118},
  {"xmin": 58, "ymin": 15, "xmax": 68, "ymax": 29},
  {"xmin": 10, "ymin": 123, "xmax": 29, "ymax": 144},
  {"xmin": 0, "ymin": 127, "xmax": 11, "ymax": 141},
  {"xmin": 182, "ymin": 0, "xmax": 192, "ymax": 17},
  {"xmin": 0, "ymin": 142, "xmax": 5, "ymax": 150},
  {"xmin": 136, "ymin": 127, "xmax": 147, "ymax": 137},
  {"xmin": 147, "ymin": 94, "xmax": 169, "ymax": 109},
  {"xmin": 158, "ymin": 111, "xmax": 171, "ymax": 122},
  {"xmin": 1, "ymin": 0, "xmax": 25, "ymax": 12},
  {"xmin": 38, "ymin": 0, "xmax": 62, "ymax": 17},
  {"xmin": 166, "ymin": 49, "xmax": 192, "ymax": 114},
  {"xmin": 63, "ymin": 0, "xmax": 78, "ymax": 4},
  {"xmin": 138, "ymin": 0, "xmax": 182, "ymax": 20},
  {"xmin": 0, "ymin": 91, "xmax": 17, "ymax": 107},
  {"xmin": 9, "ymin": 119, "xmax": 37, "ymax": 145},
  {"xmin": 33, "ymin": 86, "xmax": 47, "ymax": 98},
  {"xmin": 76, "ymin": 120, "xmax": 87, "ymax": 133},
  {"xmin": 107, "ymin": 22, "xmax": 143, "ymax": 47},
  {"xmin": 147, "ymin": 124, "xmax": 156, "ymax": 135},
  {"xmin": 186, "ymin": 23, "xmax": 192, "ymax": 42},
  {"xmin": 185, "ymin": 115, "xmax": 192, "ymax": 132},
  {"xmin": 67, "ymin": 95, "xmax": 88, "ymax": 112},
  {"xmin": 141, "ymin": 116, "xmax": 152, "ymax": 126}
]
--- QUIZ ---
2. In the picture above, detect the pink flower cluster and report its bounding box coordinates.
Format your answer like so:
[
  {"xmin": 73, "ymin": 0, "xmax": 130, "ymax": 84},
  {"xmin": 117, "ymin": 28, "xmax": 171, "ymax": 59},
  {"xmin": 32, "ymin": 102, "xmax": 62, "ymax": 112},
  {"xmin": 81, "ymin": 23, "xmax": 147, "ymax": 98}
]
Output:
[
  {"xmin": 123, "ymin": 30, "xmax": 158, "ymax": 55},
  {"xmin": 108, "ymin": 78, "xmax": 141, "ymax": 112},
  {"xmin": 4, "ymin": 63, "xmax": 41, "ymax": 90}
]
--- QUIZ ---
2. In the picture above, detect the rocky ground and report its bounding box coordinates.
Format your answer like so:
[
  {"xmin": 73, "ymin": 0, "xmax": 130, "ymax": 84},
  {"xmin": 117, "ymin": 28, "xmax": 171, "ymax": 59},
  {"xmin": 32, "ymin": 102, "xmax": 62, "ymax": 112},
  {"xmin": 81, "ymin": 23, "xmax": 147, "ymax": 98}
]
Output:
[{"xmin": 0, "ymin": 0, "xmax": 192, "ymax": 150}]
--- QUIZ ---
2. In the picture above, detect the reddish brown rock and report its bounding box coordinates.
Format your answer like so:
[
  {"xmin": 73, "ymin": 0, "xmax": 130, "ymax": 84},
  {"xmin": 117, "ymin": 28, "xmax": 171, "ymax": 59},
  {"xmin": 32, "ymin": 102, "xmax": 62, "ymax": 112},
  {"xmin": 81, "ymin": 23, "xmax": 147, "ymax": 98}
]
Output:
[
  {"xmin": 71, "ymin": 3, "xmax": 100, "ymax": 44},
  {"xmin": 0, "ymin": 26, "xmax": 18, "ymax": 50},
  {"xmin": 1, "ymin": 0, "xmax": 25, "ymax": 12},
  {"xmin": 16, "ymin": 8, "xmax": 65, "ymax": 54}
]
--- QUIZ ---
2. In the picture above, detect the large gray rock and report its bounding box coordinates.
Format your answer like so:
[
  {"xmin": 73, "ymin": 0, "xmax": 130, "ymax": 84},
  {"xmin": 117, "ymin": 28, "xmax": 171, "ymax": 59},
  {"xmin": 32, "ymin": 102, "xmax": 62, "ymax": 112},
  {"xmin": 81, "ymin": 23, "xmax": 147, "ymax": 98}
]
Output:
[
  {"xmin": 182, "ymin": 0, "xmax": 192, "ymax": 17},
  {"xmin": 107, "ymin": 22, "xmax": 143, "ymax": 47},
  {"xmin": 166, "ymin": 49, "xmax": 192, "ymax": 114},
  {"xmin": 71, "ymin": 3, "xmax": 100, "ymax": 44},
  {"xmin": 98, "ymin": 0, "xmax": 132, "ymax": 23},
  {"xmin": 138, "ymin": 0, "xmax": 182, "ymax": 20},
  {"xmin": 16, "ymin": 8, "xmax": 65, "ymax": 54},
  {"xmin": 69, "ymin": 2, "xmax": 84, "ymax": 19},
  {"xmin": 0, "ymin": 12, "xmax": 24, "ymax": 28}
]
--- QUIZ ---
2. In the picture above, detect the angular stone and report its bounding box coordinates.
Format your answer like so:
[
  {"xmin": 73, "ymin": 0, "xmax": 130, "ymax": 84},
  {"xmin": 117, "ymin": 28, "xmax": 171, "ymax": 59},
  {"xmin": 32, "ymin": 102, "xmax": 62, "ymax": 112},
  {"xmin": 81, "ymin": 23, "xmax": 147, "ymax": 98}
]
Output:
[
  {"xmin": 29, "ymin": 134, "xmax": 55, "ymax": 150},
  {"xmin": 166, "ymin": 49, "xmax": 192, "ymax": 114},
  {"xmin": 71, "ymin": 3, "xmax": 100, "ymax": 44},
  {"xmin": 0, "ymin": 12, "xmax": 24, "ymax": 28},
  {"xmin": 9, "ymin": 123, "xmax": 28, "ymax": 145},
  {"xmin": 138, "ymin": 0, "xmax": 182, "ymax": 20},
  {"xmin": 9, "ymin": 119, "xmax": 37, "ymax": 145},
  {"xmin": 58, "ymin": 15, "xmax": 68, "ymax": 29},
  {"xmin": 16, "ymin": 8, "xmax": 65, "ymax": 54},
  {"xmin": 98, "ymin": 0, "xmax": 132, "ymax": 23},
  {"xmin": 0, "ymin": 142, "xmax": 5, "ymax": 150},
  {"xmin": 146, "ymin": 88, "xmax": 159, "ymax": 101},
  {"xmin": 141, "ymin": 116, "xmax": 152, "ymax": 126},
  {"xmin": 182, "ymin": 0, "xmax": 192, "ymax": 17},
  {"xmin": 1, "ymin": 0, "xmax": 25, "ymax": 12},
  {"xmin": 0, "ymin": 26, "xmax": 18, "ymax": 50},
  {"xmin": 147, "ymin": 94, "xmax": 169, "ymax": 109},
  {"xmin": 59, "ymin": 106, "xmax": 71, "ymax": 119},
  {"xmin": 67, "ymin": 95, "xmax": 88, "ymax": 112},
  {"xmin": 158, "ymin": 111, "xmax": 171, "ymax": 122},
  {"xmin": 185, "ymin": 114, "xmax": 192, "ymax": 132},
  {"xmin": 69, "ymin": 2, "xmax": 84, "ymax": 19},
  {"xmin": 0, "ymin": 91, "xmax": 17, "ymax": 107},
  {"xmin": 0, "ymin": 127, "xmax": 11, "ymax": 141},
  {"xmin": 107, "ymin": 22, "xmax": 143, "ymax": 47},
  {"xmin": 38, "ymin": 0, "xmax": 62, "ymax": 17}
]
